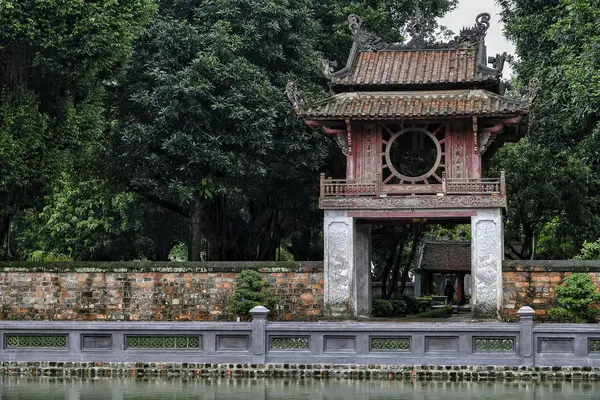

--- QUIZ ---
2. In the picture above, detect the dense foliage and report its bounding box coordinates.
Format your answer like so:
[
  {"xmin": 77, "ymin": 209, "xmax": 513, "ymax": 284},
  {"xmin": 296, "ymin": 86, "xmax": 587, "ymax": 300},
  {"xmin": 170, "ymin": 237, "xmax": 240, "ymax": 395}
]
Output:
[
  {"xmin": 12, "ymin": 0, "xmax": 600, "ymax": 268},
  {"xmin": 1, "ymin": 0, "xmax": 456, "ymax": 262},
  {"xmin": 0, "ymin": 0, "xmax": 156, "ymax": 258},
  {"xmin": 497, "ymin": 0, "xmax": 600, "ymax": 259}
]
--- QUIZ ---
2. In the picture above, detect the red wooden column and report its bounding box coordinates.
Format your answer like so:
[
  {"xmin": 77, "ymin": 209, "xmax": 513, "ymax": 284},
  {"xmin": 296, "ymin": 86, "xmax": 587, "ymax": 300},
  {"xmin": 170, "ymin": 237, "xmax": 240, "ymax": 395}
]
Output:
[{"xmin": 457, "ymin": 273, "xmax": 465, "ymax": 305}]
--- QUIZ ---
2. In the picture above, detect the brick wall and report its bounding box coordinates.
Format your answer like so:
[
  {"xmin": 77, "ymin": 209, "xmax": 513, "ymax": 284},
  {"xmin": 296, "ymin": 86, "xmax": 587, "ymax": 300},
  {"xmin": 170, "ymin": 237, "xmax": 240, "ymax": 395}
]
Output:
[
  {"xmin": 0, "ymin": 262, "xmax": 323, "ymax": 321},
  {"xmin": 503, "ymin": 260, "xmax": 600, "ymax": 320}
]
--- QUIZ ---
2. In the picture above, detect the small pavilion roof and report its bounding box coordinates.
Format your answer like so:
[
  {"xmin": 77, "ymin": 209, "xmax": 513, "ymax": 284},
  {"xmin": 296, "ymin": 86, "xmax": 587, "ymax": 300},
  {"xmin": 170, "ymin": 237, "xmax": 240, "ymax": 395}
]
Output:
[
  {"xmin": 296, "ymin": 89, "xmax": 529, "ymax": 121},
  {"xmin": 327, "ymin": 13, "xmax": 506, "ymax": 92},
  {"xmin": 332, "ymin": 48, "xmax": 499, "ymax": 89},
  {"xmin": 417, "ymin": 240, "xmax": 471, "ymax": 272}
]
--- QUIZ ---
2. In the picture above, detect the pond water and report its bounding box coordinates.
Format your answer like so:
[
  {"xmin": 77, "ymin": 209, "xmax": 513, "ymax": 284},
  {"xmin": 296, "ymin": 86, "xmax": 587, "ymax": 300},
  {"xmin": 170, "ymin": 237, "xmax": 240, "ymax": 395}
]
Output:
[{"xmin": 0, "ymin": 377, "xmax": 598, "ymax": 399}]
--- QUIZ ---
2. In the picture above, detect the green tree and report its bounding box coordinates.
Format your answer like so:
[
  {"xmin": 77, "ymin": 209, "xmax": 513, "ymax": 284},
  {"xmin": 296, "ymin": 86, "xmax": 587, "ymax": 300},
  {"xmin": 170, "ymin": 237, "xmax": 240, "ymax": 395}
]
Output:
[
  {"xmin": 0, "ymin": 0, "xmax": 155, "ymax": 258},
  {"xmin": 13, "ymin": 174, "xmax": 159, "ymax": 261},
  {"xmin": 114, "ymin": 0, "xmax": 328, "ymax": 260},
  {"xmin": 490, "ymin": 139, "xmax": 593, "ymax": 259},
  {"xmin": 498, "ymin": 0, "xmax": 600, "ymax": 258}
]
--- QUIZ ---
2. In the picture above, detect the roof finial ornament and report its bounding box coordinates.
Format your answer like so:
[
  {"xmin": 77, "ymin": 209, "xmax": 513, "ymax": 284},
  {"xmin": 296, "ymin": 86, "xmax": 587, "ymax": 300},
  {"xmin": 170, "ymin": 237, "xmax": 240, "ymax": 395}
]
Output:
[
  {"xmin": 285, "ymin": 82, "xmax": 306, "ymax": 110},
  {"xmin": 488, "ymin": 52, "xmax": 512, "ymax": 77},
  {"xmin": 346, "ymin": 14, "xmax": 388, "ymax": 51},
  {"xmin": 406, "ymin": 4, "xmax": 427, "ymax": 48},
  {"xmin": 347, "ymin": 14, "xmax": 363, "ymax": 36},
  {"xmin": 456, "ymin": 12, "xmax": 491, "ymax": 48},
  {"xmin": 475, "ymin": 13, "xmax": 491, "ymax": 34},
  {"xmin": 321, "ymin": 59, "xmax": 335, "ymax": 80}
]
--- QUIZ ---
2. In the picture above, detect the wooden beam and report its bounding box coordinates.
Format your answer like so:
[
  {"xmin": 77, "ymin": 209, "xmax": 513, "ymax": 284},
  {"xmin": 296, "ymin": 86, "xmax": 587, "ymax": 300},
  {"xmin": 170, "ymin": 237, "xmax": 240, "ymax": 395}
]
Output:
[{"xmin": 347, "ymin": 211, "xmax": 477, "ymax": 219}]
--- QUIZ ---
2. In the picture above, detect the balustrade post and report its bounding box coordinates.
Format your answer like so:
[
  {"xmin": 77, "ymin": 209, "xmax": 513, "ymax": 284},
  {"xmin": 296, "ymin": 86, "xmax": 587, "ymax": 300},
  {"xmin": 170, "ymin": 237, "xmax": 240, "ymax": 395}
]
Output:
[
  {"xmin": 375, "ymin": 173, "xmax": 381, "ymax": 196},
  {"xmin": 320, "ymin": 173, "xmax": 325, "ymax": 197},
  {"xmin": 500, "ymin": 170, "xmax": 506, "ymax": 196},
  {"xmin": 441, "ymin": 172, "xmax": 447, "ymax": 194},
  {"xmin": 518, "ymin": 306, "xmax": 536, "ymax": 366},
  {"xmin": 250, "ymin": 306, "xmax": 269, "ymax": 364}
]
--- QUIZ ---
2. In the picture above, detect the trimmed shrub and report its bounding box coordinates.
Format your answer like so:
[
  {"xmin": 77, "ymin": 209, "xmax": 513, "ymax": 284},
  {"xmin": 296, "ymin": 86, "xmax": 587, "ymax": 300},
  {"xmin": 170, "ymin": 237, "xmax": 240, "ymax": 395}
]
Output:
[
  {"xmin": 372, "ymin": 299, "xmax": 407, "ymax": 317},
  {"xmin": 415, "ymin": 296, "xmax": 434, "ymax": 313},
  {"xmin": 549, "ymin": 273, "xmax": 600, "ymax": 323},
  {"xmin": 372, "ymin": 299, "xmax": 394, "ymax": 317},
  {"xmin": 390, "ymin": 300, "xmax": 407, "ymax": 316},
  {"xmin": 228, "ymin": 270, "xmax": 277, "ymax": 319},
  {"xmin": 397, "ymin": 295, "xmax": 419, "ymax": 315}
]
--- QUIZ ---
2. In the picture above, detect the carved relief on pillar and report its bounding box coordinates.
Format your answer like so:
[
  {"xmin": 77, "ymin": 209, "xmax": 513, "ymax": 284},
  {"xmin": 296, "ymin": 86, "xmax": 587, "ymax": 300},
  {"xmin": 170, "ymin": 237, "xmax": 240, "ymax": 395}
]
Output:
[
  {"xmin": 471, "ymin": 213, "xmax": 503, "ymax": 319},
  {"xmin": 326, "ymin": 221, "xmax": 352, "ymax": 314}
]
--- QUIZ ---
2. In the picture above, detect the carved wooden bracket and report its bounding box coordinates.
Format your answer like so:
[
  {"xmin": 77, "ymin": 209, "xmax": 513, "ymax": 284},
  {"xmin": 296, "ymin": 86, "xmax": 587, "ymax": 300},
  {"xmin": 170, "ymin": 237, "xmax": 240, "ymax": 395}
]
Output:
[
  {"xmin": 305, "ymin": 120, "xmax": 348, "ymax": 155},
  {"xmin": 479, "ymin": 123, "xmax": 503, "ymax": 154}
]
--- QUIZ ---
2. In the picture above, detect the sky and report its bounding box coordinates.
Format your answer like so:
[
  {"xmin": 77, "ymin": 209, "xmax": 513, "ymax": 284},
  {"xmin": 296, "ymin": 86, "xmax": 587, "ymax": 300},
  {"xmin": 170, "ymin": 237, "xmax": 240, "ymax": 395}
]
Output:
[{"xmin": 438, "ymin": 0, "xmax": 515, "ymax": 76}]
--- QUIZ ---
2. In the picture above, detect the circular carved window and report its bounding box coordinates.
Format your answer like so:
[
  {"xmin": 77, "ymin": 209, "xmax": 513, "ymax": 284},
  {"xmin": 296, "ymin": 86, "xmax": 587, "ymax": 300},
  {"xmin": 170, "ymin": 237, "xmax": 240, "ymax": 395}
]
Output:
[{"xmin": 384, "ymin": 127, "xmax": 442, "ymax": 183}]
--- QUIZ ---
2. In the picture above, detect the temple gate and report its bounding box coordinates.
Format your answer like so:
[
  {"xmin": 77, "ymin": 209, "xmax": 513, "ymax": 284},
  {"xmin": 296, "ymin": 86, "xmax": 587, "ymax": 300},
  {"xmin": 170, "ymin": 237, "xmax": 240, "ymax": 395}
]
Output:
[{"xmin": 288, "ymin": 12, "xmax": 534, "ymax": 319}]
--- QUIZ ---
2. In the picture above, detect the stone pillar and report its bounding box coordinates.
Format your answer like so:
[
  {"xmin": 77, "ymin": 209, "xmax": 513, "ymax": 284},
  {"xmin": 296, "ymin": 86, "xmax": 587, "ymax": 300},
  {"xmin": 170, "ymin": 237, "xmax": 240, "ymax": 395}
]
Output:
[
  {"xmin": 518, "ymin": 305, "xmax": 536, "ymax": 366},
  {"xmin": 249, "ymin": 306, "xmax": 269, "ymax": 364},
  {"xmin": 471, "ymin": 208, "xmax": 503, "ymax": 318},
  {"xmin": 413, "ymin": 270, "xmax": 422, "ymax": 297},
  {"xmin": 353, "ymin": 224, "xmax": 372, "ymax": 317},
  {"xmin": 323, "ymin": 210, "xmax": 355, "ymax": 318}
]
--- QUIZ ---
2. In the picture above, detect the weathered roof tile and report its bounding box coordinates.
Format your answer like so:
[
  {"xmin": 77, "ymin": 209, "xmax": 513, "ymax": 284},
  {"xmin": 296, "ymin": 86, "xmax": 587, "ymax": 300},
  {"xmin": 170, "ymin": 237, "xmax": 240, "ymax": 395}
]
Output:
[
  {"xmin": 418, "ymin": 241, "xmax": 471, "ymax": 272},
  {"xmin": 298, "ymin": 89, "xmax": 528, "ymax": 120},
  {"xmin": 334, "ymin": 49, "xmax": 495, "ymax": 88}
]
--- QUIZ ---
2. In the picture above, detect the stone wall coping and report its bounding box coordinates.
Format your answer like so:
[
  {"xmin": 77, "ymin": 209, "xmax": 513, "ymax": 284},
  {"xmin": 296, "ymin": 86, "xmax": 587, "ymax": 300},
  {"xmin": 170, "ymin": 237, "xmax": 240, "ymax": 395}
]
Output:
[
  {"xmin": 503, "ymin": 260, "xmax": 600, "ymax": 272},
  {"xmin": 0, "ymin": 321, "xmax": 525, "ymax": 332},
  {"xmin": 257, "ymin": 321, "xmax": 520, "ymax": 332},
  {"xmin": 0, "ymin": 261, "xmax": 324, "ymax": 273},
  {"xmin": 533, "ymin": 324, "xmax": 600, "ymax": 333},
  {"xmin": 0, "ymin": 321, "xmax": 252, "ymax": 330}
]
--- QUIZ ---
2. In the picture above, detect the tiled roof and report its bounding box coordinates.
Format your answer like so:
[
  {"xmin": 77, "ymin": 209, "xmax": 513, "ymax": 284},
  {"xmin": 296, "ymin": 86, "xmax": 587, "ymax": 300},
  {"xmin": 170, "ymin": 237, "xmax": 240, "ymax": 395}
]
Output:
[
  {"xmin": 333, "ymin": 49, "xmax": 497, "ymax": 87},
  {"xmin": 418, "ymin": 241, "xmax": 471, "ymax": 272},
  {"xmin": 298, "ymin": 89, "xmax": 529, "ymax": 120}
]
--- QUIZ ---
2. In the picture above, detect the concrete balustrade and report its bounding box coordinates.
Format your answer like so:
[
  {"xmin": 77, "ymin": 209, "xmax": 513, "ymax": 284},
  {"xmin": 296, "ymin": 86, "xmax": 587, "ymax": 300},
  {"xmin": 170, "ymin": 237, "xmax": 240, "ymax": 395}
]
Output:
[{"xmin": 1, "ymin": 306, "xmax": 599, "ymax": 368}]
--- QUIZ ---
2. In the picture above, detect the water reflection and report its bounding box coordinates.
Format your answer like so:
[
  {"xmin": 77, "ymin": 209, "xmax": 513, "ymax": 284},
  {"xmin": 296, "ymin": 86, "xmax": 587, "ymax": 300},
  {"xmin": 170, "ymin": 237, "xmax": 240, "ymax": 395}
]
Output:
[{"xmin": 0, "ymin": 378, "xmax": 598, "ymax": 400}]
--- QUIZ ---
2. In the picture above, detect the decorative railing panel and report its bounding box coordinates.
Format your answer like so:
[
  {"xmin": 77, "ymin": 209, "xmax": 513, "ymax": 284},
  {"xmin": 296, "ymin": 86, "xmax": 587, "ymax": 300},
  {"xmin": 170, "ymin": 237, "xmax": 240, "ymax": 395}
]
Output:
[
  {"xmin": 474, "ymin": 337, "xmax": 515, "ymax": 352},
  {"xmin": 445, "ymin": 179, "xmax": 502, "ymax": 195},
  {"xmin": 370, "ymin": 337, "xmax": 410, "ymax": 352},
  {"xmin": 126, "ymin": 335, "xmax": 201, "ymax": 349},
  {"xmin": 321, "ymin": 178, "xmax": 378, "ymax": 197},
  {"xmin": 319, "ymin": 173, "xmax": 506, "ymax": 197},
  {"xmin": 270, "ymin": 336, "xmax": 310, "ymax": 350},
  {"xmin": 5, "ymin": 335, "xmax": 67, "ymax": 349}
]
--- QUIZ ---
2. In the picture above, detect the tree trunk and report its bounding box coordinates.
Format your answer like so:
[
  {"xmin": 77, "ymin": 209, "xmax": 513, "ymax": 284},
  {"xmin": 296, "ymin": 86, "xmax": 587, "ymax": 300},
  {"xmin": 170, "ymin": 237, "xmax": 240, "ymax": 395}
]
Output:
[
  {"xmin": 522, "ymin": 229, "xmax": 534, "ymax": 260},
  {"xmin": 380, "ymin": 240, "xmax": 399, "ymax": 300},
  {"xmin": 386, "ymin": 245, "xmax": 405, "ymax": 299},
  {"xmin": 0, "ymin": 214, "xmax": 12, "ymax": 259},
  {"xmin": 399, "ymin": 227, "xmax": 424, "ymax": 294},
  {"xmin": 188, "ymin": 195, "xmax": 203, "ymax": 261}
]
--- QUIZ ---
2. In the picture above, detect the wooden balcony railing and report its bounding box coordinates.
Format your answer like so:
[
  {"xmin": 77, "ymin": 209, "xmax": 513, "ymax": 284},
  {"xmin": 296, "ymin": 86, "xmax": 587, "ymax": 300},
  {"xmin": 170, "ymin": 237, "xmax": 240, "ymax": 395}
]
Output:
[{"xmin": 320, "ymin": 171, "xmax": 506, "ymax": 197}]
